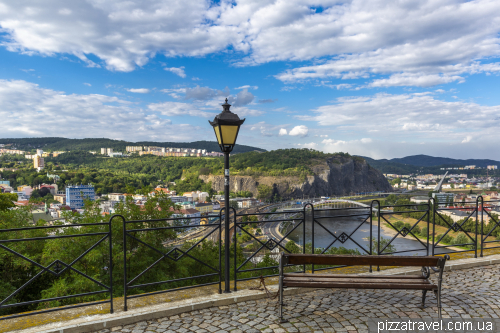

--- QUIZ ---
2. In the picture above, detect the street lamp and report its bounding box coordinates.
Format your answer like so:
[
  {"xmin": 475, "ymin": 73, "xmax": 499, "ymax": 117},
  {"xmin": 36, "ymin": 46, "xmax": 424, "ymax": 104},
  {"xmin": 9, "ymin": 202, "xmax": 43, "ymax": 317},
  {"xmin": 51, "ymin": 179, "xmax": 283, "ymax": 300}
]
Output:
[{"xmin": 209, "ymin": 98, "xmax": 245, "ymax": 293}]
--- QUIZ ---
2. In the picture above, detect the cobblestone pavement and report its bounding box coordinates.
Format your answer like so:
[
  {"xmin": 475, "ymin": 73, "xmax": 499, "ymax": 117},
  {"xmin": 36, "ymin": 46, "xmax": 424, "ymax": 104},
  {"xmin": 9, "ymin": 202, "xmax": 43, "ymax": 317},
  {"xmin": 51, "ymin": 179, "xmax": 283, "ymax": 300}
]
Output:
[{"xmin": 93, "ymin": 264, "xmax": 500, "ymax": 333}]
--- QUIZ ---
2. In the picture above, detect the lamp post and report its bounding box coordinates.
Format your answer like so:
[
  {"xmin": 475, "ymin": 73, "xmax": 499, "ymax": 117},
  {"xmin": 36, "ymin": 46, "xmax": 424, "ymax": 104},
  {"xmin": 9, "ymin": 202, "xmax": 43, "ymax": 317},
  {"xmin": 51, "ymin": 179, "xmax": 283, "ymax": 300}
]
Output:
[{"xmin": 209, "ymin": 98, "xmax": 245, "ymax": 293}]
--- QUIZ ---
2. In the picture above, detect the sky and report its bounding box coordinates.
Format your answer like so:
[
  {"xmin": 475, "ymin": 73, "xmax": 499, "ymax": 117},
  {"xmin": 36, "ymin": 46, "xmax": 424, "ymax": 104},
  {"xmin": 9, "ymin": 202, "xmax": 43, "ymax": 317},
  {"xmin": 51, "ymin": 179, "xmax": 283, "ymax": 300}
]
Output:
[{"xmin": 1, "ymin": 0, "xmax": 500, "ymax": 160}]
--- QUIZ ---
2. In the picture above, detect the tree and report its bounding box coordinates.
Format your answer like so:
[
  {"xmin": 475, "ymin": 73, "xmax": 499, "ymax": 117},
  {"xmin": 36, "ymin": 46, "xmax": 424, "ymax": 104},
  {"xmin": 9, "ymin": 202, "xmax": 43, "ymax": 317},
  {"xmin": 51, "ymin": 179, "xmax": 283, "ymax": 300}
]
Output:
[
  {"xmin": 0, "ymin": 193, "xmax": 18, "ymax": 211},
  {"xmin": 257, "ymin": 184, "xmax": 272, "ymax": 199},
  {"xmin": 229, "ymin": 200, "xmax": 239, "ymax": 209},
  {"xmin": 285, "ymin": 240, "xmax": 301, "ymax": 254}
]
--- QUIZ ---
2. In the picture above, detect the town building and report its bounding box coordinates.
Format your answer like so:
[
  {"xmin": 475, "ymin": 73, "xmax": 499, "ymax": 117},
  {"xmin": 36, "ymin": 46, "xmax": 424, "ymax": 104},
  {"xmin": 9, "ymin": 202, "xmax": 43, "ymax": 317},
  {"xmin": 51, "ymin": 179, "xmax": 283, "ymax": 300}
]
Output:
[
  {"xmin": 108, "ymin": 193, "xmax": 126, "ymax": 202},
  {"xmin": 236, "ymin": 198, "xmax": 259, "ymax": 209},
  {"xmin": 195, "ymin": 202, "xmax": 214, "ymax": 214},
  {"xmin": 410, "ymin": 196, "xmax": 431, "ymax": 204},
  {"xmin": 33, "ymin": 155, "xmax": 44, "ymax": 171},
  {"xmin": 126, "ymin": 146, "xmax": 143, "ymax": 152},
  {"xmin": 183, "ymin": 191, "xmax": 209, "ymax": 202},
  {"xmin": 432, "ymin": 192, "xmax": 455, "ymax": 206},
  {"xmin": 53, "ymin": 194, "xmax": 66, "ymax": 204},
  {"xmin": 180, "ymin": 208, "xmax": 201, "ymax": 225},
  {"xmin": 169, "ymin": 196, "xmax": 188, "ymax": 203},
  {"xmin": 179, "ymin": 201, "xmax": 195, "ymax": 210},
  {"xmin": 66, "ymin": 185, "xmax": 96, "ymax": 209}
]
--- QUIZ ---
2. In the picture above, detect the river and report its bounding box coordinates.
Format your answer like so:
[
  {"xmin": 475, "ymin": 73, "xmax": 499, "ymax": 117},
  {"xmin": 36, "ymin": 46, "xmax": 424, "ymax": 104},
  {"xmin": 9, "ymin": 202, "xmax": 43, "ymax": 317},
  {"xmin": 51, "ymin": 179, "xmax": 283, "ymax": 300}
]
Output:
[{"xmin": 287, "ymin": 207, "xmax": 447, "ymax": 256}]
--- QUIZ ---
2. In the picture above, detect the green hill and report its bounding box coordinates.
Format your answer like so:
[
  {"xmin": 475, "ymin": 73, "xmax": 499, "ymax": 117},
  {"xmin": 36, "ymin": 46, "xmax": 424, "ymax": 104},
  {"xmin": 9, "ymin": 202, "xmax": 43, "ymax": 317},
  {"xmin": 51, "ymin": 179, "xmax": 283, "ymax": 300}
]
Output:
[{"xmin": 0, "ymin": 137, "xmax": 265, "ymax": 154}]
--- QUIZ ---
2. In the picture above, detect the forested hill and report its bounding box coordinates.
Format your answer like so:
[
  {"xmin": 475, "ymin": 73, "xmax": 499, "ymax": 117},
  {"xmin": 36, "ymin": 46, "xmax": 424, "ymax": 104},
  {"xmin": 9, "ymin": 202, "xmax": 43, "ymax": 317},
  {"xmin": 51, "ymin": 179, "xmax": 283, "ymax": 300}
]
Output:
[
  {"xmin": 0, "ymin": 137, "xmax": 265, "ymax": 154},
  {"xmin": 389, "ymin": 154, "xmax": 500, "ymax": 168},
  {"xmin": 360, "ymin": 155, "xmax": 500, "ymax": 175}
]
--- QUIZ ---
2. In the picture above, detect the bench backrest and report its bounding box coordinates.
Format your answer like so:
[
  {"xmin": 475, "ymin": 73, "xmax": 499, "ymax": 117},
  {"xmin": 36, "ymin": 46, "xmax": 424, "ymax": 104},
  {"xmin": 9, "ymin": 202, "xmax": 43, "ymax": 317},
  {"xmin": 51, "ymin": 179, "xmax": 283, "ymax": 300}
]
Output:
[{"xmin": 283, "ymin": 254, "xmax": 442, "ymax": 267}]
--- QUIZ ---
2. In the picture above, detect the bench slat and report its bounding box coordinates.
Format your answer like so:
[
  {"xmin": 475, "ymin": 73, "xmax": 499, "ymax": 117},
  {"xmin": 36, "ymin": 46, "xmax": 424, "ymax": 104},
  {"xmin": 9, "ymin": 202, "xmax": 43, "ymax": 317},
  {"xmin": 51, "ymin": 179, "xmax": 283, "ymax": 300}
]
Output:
[
  {"xmin": 285, "ymin": 254, "xmax": 440, "ymax": 267},
  {"xmin": 284, "ymin": 282, "xmax": 437, "ymax": 290},
  {"xmin": 284, "ymin": 277, "xmax": 431, "ymax": 284},
  {"xmin": 283, "ymin": 273, "xmax": 426, "ymax": 279}
]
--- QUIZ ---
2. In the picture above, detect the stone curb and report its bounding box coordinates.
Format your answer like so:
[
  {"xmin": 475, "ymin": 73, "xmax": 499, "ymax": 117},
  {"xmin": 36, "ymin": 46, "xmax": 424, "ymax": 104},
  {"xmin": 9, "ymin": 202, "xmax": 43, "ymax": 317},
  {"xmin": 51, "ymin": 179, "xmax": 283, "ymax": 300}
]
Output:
[{"xmin": 11, "ymin": 254, "xmax": 500, "ymax": 333}]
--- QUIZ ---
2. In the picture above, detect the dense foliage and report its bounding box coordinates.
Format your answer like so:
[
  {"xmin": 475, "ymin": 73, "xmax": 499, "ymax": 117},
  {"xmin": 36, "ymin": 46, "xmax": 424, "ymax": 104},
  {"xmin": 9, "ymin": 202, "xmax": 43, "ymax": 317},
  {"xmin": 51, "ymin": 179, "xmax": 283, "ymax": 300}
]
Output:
[
  {"xmin": 0, "ymin": 149, "xmax": 354, "ymax": 197},
  {"xmin": 0, "ymin": 193, "xmax": 279, "ymax": 316}
]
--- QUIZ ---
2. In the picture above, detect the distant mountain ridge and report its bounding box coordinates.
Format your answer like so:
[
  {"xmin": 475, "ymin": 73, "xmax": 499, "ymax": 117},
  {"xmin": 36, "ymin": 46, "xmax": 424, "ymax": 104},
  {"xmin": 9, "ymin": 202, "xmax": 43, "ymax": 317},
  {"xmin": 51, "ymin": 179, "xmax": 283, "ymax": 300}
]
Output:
[
  {"xmin": 0, "ymin": 137, "xmax": 266, "ymax": 154},
  {"xmin": 358, "ymin": 154, "xmax": 500, "ymax": 174},
  {"xmin": 367, "ymin": 154, "xmax": 500, "ymax": 168}
]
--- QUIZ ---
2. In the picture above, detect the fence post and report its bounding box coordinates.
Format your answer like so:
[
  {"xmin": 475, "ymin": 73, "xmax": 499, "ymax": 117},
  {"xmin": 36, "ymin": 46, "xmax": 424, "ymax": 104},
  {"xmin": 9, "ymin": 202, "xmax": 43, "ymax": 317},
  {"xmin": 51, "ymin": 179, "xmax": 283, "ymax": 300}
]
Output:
[
  {"xmin": 369, "ymin": 200, "xmax": 379, "ymax": 273},
  {"xmin": 302, "ymin": 204, "xmax": 307, "ymax": 274},
  {"xmin": 431, "ymin": 198, "xmax": 436, "ymax": 256},
  {"xmin": 426, "ymin": 199, "xmax": 431, "ymax": 256},
  {"xmin": 121, "ymin": 215, "xmax": 128, "ymax": 311},
  {"xmin": 233, "ymin": 207, "xmax": 238, "ymax": 291},
  {"xmin": 377, "ymin": 201, "xmax": 381, "ymax": 271},
  {"xmin": 219, "ymin": 210, "xmax": 222, "ymax": 294},
  {"xmin": 311, "ymin": 203, "xmax": 315, "ymax": 274},
  {"xmin": 108, "ymin": 216, "xmax": 114, "ymax": 314},
  {"xmin": 478, "ymin": 196, "xmax": 484, "ymax": 258},
  {"xmin": 475, "ymin": 197, "xmax": 480, "ymax": 259}
]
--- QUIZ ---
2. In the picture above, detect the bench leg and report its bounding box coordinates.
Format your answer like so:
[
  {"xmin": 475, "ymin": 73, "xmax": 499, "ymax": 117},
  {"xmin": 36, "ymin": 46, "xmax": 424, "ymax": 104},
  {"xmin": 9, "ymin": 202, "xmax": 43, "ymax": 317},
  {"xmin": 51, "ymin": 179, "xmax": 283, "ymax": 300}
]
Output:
[
  {"xmin": 279, "ymin": 293, "xmax": 288, "ymax": 322},
  {"xmin": 278, "ymin": 276, "xmax": 287, "ymax": 323},
  {"xmin": 421, "ymin": 290, "xmax": 427, "ymax": 308},
  {"xmin": 437, "ymin": 286, "xmax": 442, "ymax": 319}
]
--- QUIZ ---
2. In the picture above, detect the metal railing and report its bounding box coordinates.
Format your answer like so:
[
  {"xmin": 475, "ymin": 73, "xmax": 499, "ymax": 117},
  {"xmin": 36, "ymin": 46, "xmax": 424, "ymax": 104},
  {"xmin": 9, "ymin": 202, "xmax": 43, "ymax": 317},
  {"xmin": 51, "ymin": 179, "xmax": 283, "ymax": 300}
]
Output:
[
  {"xmin": 0, "ymin": 219, "xmax": 113, "ymax": 320},
  {"xmin": 120, "ymin": 213, "xmax": 222, "ymax": 311},
  {"xmin": 1, "ymin": 196, "xmax": 499, "ymax": 320}
]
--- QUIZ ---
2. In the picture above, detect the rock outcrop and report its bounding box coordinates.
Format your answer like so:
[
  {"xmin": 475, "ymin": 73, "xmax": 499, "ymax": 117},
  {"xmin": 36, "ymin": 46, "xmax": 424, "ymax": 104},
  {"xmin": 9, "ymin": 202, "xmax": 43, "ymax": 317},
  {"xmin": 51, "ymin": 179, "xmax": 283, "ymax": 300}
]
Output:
[{"xmin": 199, "ymin": 155, "xmax": 392, "ymax": 199}]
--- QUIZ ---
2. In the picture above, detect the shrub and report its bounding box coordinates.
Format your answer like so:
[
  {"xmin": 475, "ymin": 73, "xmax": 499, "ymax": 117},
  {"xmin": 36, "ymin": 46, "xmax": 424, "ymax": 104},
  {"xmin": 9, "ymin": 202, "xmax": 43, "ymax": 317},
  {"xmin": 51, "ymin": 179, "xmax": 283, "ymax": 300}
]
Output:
[
  {"xmin": 453, "ymin": 233, "xmax": 469, "ymax": 246},
  {"xmin": 285, "ymin": 240, "xmax": 301, "ymax": 254},
  {"xmin": 411, "ymin": 225, "xmax": 421, "ymax": 236},
  {"xmin": 436, "ymin": 233, "xmax": 453, "ymax": 244},
  {"xmin": 393, "ymin": 221, "xmax": 404, "ymax": 230},
  {"xmin": 420, "ymin": 227, "xmax": 428, "ymax": 237}
]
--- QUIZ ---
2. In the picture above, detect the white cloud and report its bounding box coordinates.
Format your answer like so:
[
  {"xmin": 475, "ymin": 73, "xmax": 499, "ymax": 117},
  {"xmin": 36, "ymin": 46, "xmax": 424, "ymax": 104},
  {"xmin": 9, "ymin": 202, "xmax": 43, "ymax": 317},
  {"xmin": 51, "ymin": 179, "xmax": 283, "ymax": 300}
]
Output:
[
  {"xmin": 249, "ymin": 121, "xmax": 288, "ymax": 137},
  {"xmin": 297, "ymin": 142, "xmax": 317, "ymax": 149},
  {"xmin": 232, "ymin": 88, "xmax": 254, "ymax": 107},
  {"xmin": 165, "ymin": 86, "xmax": 229, "ymax": 100},
  {"xmin": 0, "ymin": 79, "xmax": 201, "ymax": 141},
  {"xmin": 164, "ymin": 67, "xmax": 186, "ymax": 78},
  {"xmin": 289, "ymin": 125, "xmax": 309, "ymax": 137},
  {"xmin": 369, "ymin": 74, "xmax": 465, "ymax": 88},
  {"xmin": 147, "ymin": 101, "xmax": 214, "ymax": 118},
  {"xmin": 305, "ymin": 93, "xmax": 500, "ymax": 151},
  {"xmin": 126, "ymin": 88, "xmax": 150, "ymax": 93},
  {"xmin": 235, "ymin": 85, "xmax": 258, "ymax": 90},
  {"xmin": 279, "ymin": 128, "xmax": 287, "ymax": 136},
  {"xmin": 462, "ymin": 136, "xmax": 473, "ymax": 143},
  {"xmin": 1, "ymin": 0, "xmax": 499, "ymax": 84},
  {"xmin": 83, "ymin": 83, "xmax": 91, "ymax": 87},
  {"xmin": 232, "ymin": 107, "xmax": 264, "ymax": 117}
]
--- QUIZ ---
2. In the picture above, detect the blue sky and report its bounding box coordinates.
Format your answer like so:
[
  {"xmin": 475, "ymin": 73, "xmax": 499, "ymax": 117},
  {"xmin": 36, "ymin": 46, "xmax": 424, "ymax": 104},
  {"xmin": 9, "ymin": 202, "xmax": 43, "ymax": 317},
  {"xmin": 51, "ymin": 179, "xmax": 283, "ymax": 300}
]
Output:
[{"xmin": 1, "ymin": 0, "xmax": 500, "ymax": 159}]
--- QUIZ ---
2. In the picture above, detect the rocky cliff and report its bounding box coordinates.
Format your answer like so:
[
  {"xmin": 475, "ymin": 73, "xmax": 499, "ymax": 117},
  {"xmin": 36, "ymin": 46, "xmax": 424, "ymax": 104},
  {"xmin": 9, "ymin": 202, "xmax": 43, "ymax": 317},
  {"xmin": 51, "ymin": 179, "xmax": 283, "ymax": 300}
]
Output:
[{"xmin": 199, "ymin": 155, "xmax": 392, "ymax": 199}]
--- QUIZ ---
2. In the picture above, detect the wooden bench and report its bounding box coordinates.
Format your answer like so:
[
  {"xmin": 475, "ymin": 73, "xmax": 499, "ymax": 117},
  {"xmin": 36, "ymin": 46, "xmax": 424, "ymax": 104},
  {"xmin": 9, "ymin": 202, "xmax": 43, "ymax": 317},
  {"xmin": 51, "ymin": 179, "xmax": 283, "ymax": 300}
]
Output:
[{"xmin": 278, "ymin": 253, "xmax": 450, "ymax": 322}]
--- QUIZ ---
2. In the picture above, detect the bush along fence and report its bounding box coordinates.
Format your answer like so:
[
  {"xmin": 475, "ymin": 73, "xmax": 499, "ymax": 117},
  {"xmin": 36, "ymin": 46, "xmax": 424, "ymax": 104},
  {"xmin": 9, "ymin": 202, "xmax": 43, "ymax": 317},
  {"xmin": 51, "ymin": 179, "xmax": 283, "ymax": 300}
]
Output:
[{"xmin": 0, "ymin": 197, "xmax": 499, "ymax": 320}]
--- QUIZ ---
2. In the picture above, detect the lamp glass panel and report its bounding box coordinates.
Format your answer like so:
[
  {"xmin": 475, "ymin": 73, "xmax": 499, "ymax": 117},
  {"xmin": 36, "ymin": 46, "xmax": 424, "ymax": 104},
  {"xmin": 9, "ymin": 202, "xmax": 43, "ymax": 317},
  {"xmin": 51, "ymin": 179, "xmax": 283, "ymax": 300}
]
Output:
[
  {"xmin": 220, "ymin": 125, "xmax": 239, "ymax": 145},
  {"xmin": 213, "ymin": 126, "xmax": 222, "ymax": 145}
]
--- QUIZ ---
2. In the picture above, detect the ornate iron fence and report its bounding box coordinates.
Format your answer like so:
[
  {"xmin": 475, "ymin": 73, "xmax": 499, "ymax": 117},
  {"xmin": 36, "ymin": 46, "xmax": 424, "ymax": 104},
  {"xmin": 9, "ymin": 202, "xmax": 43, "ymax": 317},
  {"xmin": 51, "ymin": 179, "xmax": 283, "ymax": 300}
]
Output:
[
  {"xmin": 233, "ymin": 206, "xmax": 307, "ymax": 291},
  {"xmin": 0, "ymin": 219, "xmax": 113, "ymax": 320},
  {"xmin": 121, "ymin": 213, "xmax": 222, "ymax": 311},
  {"xmin": 1, "ymin": 195, "xmax": 499, "ymax": 319},
  {"xmin": 432, "ymin": 198, "xmax": 479, "ymax": 257}
]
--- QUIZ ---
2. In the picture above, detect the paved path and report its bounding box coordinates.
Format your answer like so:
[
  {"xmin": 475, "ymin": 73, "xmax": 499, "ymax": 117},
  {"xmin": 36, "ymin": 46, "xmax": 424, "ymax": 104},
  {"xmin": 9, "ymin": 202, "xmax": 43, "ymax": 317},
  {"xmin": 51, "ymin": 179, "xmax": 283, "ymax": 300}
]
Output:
[{"xmin": 92, "ymin": 264, "xmax": 500, "ymax": 333}]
